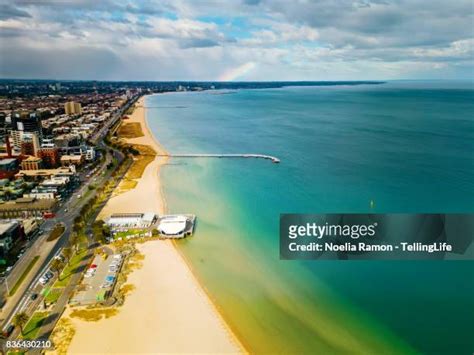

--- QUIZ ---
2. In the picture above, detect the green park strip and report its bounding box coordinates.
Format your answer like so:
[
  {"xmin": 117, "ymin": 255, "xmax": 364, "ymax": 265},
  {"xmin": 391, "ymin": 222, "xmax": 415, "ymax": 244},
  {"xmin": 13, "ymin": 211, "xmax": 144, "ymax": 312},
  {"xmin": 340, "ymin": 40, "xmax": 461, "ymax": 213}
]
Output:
[
  {"xmin": 113, "ymin": 229, "xmax": 148, "ymax": 240},
  {"xmin": 21, "ymin": 311, "xmax": 49, "ymax": 340},
  {"xmin": 54, "ymin": 249, "xmax": 88, "ymax": 288},
  {"xmin": 9, "ymin": 256, "xmax": 40, "ymax": 296},
  {"xmin": 43, "ymin": 287, "xmax": 64, "ymax": 305}
]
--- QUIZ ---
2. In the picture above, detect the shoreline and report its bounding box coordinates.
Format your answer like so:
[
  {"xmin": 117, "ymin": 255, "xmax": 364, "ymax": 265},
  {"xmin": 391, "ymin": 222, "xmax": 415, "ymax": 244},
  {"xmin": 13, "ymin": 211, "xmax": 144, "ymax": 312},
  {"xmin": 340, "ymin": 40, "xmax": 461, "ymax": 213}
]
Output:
[
  {"xmin": 142, "ymin": 94, "xmax": 247, "ymax": 352},
  {"xmin": 65, "ymin": 95, "xmax": 245, "ymax": 354}
]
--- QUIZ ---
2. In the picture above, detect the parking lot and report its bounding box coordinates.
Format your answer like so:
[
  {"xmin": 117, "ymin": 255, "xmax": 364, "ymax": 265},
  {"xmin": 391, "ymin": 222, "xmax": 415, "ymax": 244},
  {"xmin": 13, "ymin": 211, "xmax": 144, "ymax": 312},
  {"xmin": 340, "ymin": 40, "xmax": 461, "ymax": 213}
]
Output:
[{"xmin": 70, "ymin": 253, "xmax": 123, "ymax": 305}]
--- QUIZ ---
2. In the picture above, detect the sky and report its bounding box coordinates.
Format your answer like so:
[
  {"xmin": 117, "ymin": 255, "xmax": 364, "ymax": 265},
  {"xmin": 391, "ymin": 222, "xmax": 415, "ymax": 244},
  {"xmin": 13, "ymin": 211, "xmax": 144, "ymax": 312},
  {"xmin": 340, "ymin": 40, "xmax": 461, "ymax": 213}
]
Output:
[{"xmin": 0, "ymin": 0, "xmax": 473, "ymax": 81}]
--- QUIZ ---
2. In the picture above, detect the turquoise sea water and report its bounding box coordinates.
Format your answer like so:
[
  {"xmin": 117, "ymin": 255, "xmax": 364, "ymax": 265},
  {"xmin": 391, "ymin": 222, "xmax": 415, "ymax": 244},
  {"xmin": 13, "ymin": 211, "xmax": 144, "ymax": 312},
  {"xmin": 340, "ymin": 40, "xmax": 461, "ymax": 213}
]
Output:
[{"xmin": 146, "ymin": 81, "xmax": 474, "ymax": 354}]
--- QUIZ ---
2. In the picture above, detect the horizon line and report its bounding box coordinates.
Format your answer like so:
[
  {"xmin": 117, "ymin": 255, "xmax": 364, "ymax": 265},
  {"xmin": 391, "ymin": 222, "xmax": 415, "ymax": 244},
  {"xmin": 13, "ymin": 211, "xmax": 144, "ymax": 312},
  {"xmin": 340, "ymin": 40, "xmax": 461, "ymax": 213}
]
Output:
[{"xmin": 0, "ymin": 78, "xmax": 470, "ymax": 83}]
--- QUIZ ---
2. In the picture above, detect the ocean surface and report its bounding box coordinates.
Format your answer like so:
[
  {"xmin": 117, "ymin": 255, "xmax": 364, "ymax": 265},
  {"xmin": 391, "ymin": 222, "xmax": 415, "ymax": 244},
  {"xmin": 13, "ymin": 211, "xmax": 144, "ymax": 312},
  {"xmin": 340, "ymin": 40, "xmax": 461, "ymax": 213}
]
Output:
[{"xmin": 146, "ymin": 81, "xmax": 474, "ymax": 354}]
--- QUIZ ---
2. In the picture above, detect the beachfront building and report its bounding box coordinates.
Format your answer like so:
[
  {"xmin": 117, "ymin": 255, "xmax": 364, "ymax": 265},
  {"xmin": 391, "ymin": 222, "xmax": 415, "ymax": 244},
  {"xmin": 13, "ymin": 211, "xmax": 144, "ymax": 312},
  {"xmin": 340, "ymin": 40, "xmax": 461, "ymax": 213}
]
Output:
[
  {"xmin": 16, "ymin": 166, "xmax": 76, "ymax": 181},
  {"xmin": 156, "ymin": 215, "xmax": 195, "ymax": 238},
  {"xmin": 60, "ymin": 154, "xmax": 84, "ymax": 167},
  {"xmin": 0, "ymin": 220, "xmax": 23, "ymax": 257},
  {"xmin": 30, "ymin": 175, "xmax": 73, "ymax": 200},
  {"xmin": 0, "ymin": 197, "xmax": 57, "ymax": 218},
  {"xmin": 105, "ymin": 213, "xmax": 156, "ymax": 231}
]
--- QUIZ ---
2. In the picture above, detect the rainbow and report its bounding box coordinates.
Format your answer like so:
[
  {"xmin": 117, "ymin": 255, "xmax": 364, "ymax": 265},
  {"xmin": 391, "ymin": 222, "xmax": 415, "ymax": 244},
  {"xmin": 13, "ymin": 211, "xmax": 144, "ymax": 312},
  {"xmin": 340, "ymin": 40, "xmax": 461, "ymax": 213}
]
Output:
[{"xmin": 218, "ymin": 62, "xmax": 256, "ymax": 81}]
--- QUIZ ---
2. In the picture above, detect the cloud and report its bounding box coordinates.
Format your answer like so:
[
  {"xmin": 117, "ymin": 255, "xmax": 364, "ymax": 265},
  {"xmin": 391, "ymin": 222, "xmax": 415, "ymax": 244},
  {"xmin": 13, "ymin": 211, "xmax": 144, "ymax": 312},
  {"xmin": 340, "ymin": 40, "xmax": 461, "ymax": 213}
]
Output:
[
  {"xmin": 180, "ymin": 38, "xmax": 219, "ymax": 48},
  {"xmin": 0, "ymin": 3, "xmax": 31, "ymax": 20},
  {"xmin": 0, "ymin": 0, "xmax": 472, "ymax": 80}
]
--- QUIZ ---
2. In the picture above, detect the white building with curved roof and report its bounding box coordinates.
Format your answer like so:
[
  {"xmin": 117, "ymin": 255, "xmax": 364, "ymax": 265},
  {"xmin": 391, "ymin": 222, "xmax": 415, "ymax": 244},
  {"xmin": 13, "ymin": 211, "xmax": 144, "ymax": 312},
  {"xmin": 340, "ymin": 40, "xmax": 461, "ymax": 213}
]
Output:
[{"xmin": 157, "ymin": 215, "xmax": 195, "ymax": 238}]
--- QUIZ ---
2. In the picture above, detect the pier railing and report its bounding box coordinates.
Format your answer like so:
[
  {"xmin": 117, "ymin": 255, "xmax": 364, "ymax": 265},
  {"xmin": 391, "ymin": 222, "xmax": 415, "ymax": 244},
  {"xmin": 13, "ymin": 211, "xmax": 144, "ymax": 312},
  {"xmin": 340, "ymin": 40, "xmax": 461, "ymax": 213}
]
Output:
[{"xmin": 157, "ymin": 153, "xmax": 280, "ymax": 163}]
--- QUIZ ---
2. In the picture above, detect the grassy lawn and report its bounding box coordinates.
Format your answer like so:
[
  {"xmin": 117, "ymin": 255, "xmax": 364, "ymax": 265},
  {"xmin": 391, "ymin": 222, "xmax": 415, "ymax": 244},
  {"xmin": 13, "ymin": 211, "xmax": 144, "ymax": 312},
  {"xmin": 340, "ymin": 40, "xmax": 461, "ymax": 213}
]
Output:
[
  {"xmin": 54, "ymin": 250, "xmax": 88, "ymax": 288},
  {"xmin": 118, "ymin": 122, "xmax": 143, "ymax": 138},
  {"xmin": 114, "ymin": 229, "xmax": 148, "ymax": 240},
  {"xmin": 77, "ymin": 232, "xmax": 88, "ymax": 251},
  {"xmin": 117, "ymin": 179, "xmax": 137, "ymax": 191},
  {"xmin": 9, "ymin": 256, "xmax": 39, "ymax": 296},
  {"xmin": 21, "ymin": 312, "xmax": 48, "ymax": 340},
  {"xmin": 43, "ymin": 287, "xmax": 64, "ymax": 304},
  {"xmin": 127, "ymin": 154, "xmax": 155, "ymax": 180},
  {"xmin": 47, "ymin": 224, "xmax": 65, "ymax": 241}
]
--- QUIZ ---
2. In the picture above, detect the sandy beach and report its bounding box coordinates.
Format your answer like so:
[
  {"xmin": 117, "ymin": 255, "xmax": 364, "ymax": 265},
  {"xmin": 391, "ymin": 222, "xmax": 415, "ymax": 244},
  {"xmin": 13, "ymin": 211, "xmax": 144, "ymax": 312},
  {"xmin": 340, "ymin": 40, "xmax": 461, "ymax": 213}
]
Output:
[
  {"xmin": 65, "ymin": 96, "xmax": 244, "ymax": 354},
  {"xmin": 99, "ymin": 96, "xmax": 168, "ymax": 217}
]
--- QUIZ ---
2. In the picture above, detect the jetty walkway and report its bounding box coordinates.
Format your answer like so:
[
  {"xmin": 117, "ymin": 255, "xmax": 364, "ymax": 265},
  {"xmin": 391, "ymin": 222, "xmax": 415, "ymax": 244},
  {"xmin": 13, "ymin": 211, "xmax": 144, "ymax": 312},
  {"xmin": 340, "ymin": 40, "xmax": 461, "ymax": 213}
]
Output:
[{"xmin": 157, "ymin": 153, "xmax": 280, "ymax": 163}]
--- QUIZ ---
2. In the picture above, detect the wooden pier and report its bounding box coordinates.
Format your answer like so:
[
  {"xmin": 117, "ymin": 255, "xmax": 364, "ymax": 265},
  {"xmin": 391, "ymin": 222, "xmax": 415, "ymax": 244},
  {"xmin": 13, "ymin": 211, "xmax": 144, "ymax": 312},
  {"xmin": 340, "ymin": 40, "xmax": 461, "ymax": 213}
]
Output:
[{"xmin": 157, "ymin": 153, "xmax": 280, "ymax": 163}]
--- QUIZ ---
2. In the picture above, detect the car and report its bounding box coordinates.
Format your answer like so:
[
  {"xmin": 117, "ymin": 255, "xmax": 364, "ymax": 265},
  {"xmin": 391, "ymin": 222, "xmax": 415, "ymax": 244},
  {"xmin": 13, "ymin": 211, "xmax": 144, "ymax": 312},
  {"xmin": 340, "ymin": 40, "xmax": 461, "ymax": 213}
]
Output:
[
  {"xmin": 45, "ymin": 271, "xmax": 54, "ymax": 279},
  {"xmin": 90, "ymin": 264, "xmax": 98, "ymax": 268},
  {"xmin": 30, "ymin": 293, "xmax": 38, "ymax": 301},
  {"xmin": 39, "ymin": 276, "xmax": 49, "ymax": 285},
  {"xmin": 3, "ymin": 324, "xmax": 14, "ymax": 337},
  {"xmin": 100, "ymin": 283, "xmax": 112, "ymax": 288},
  {"xmin": 6, "ymin": 266, "xmax": 13, "ymax": 273},
  {"xmin": 64, "ymin": 208, "xmax": 68, "ymax": 212},
  {"xmin": 113, "ymin": 254, "xmax": 122, "ymax": 259},
  {"xmin": 84, "ymin": 272, "xmax": 95, "ymax": 278}
]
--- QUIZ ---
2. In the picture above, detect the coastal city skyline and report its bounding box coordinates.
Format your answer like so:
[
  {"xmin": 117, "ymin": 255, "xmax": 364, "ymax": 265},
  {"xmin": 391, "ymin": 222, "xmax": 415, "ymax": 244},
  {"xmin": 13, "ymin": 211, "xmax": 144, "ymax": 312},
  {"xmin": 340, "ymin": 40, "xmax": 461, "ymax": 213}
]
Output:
[{"xmin": 1, "ymin": 0, "xmax": 473, "ymax": 81}]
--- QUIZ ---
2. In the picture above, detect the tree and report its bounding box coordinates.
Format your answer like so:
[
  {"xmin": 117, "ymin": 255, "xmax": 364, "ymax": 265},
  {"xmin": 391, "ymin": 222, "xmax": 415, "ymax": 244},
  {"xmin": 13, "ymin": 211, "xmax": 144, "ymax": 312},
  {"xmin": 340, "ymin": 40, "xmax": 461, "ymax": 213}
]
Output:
[
  {"xmin": 50, "ymin": 259, "xmax": 65, "ymax": 281},
  {"xmin": 12, "ymin": 312, "xmax": 29, "ymax": 335},
  {"xmin": 62, "ymin": 247, "xmax": 72, "ymax": 265},
  {"xmin": 73, "ymin": 220, "xmax": 82, "ymax": 233},
  {"xmin": 69, "ymin": 232, "xmax": 80, "ymax": 252}
]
